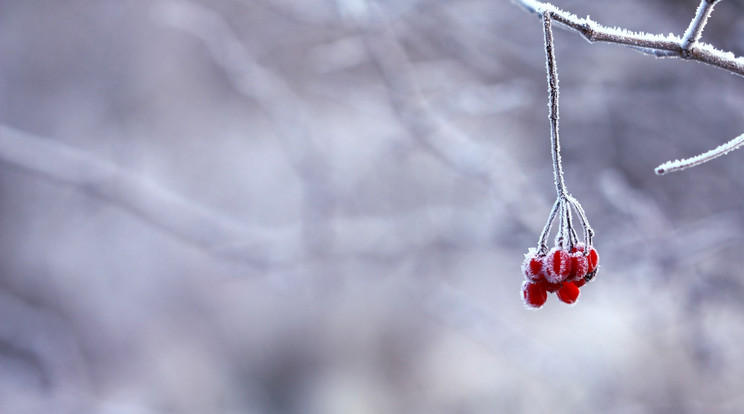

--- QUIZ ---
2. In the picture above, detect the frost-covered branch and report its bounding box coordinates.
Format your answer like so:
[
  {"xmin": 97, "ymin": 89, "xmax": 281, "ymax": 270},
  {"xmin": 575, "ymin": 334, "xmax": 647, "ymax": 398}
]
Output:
[
  {"xmin": 682, "ymin": 0, "xmax": 722, "ymax": 52},
  {"xmin": 513, "ymin": 0, "xmax": 744, "ymax": 173},
  {"xmin": 655, "ymin": 133, "xmax": 744, "ymax": 175},
  {"xmin": 511, "ymin": 0, "xmax": 744, "ymax": 76}
]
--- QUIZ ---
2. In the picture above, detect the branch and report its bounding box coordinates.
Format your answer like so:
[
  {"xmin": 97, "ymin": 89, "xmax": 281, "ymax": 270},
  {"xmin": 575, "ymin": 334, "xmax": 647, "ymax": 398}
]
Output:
[
  {"xmin": 682, "ymin": 0, "xmax": 722, "ymax": 51},
  {"xmin": 510, "ymin": 0, "xmax": 744, "ymax": 77},
  {"xmin": 655, "ymin": 133, "xmax": 744, "ymax": 175},
  {"xmin": 513, "ymin": 0, "xmax": 744, "ymax": 173}
]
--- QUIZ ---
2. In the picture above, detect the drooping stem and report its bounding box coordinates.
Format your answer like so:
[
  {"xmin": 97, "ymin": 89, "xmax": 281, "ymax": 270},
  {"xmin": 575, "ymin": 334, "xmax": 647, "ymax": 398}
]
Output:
[
  {"xmin": 566, "ymin": 195, "xmax": 594, "ymax": 247},
  {"xmin": 557, "ymin": 198, "xmax": 570, "ymax": 248},
  {"xmin": 537, "ymin": 198, "xmax": 561, "ymax": 254},
  {"xmin": 542, "ymin": 11, "xmax": 566, "ymax": 199}
]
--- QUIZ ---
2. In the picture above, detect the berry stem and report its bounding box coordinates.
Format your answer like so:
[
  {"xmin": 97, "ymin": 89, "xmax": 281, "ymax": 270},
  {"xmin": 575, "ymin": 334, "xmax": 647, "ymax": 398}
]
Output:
[
  {"xmin": 542, "ymin": 11, "xmax": 566, "ymax": 199},
  {"xmin": 538, "ymin": 198, "xmax": 561, "ymax": 254},
  {"xmin": 566, "ymin": 195, "xmax": 594, "ymax": 248}
]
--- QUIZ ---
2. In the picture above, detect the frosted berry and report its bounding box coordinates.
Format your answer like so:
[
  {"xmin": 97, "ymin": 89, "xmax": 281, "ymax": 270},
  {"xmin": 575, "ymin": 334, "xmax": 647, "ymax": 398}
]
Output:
[
  {"xmin": 556, "ymin": 282, "xmax": 580, "ymax": 304},
  {"xmin": 586, "ymin": 246, "xmax": 599, "ymax": 273},
  {"xmin": 521, "ymin": 281, "xmax": 548, "ymax": 309},
  {"xmin": 539, "ymin": 279, "xmax": 562, "ymax": 293},
  {"xmin": 521, "ymin": 249, "xmax": 546, "ymax": 282},
  {"xmin": 572, "ymin": 278, "xmax": 587, "ymax": 288},
  {"xmin": 545, "ymin": 247, "xmax": 571, "ymax": 283},
  {"xmin": 568, "ymin": 250, "xmax": 588, "ymax": 282}
]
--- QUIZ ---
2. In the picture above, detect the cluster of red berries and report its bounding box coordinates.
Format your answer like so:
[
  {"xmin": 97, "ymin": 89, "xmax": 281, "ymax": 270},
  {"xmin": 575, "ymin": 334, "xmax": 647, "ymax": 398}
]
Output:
[{"xmin": 521, "ymin": 243, "xmax": 599, "ymax": 309}]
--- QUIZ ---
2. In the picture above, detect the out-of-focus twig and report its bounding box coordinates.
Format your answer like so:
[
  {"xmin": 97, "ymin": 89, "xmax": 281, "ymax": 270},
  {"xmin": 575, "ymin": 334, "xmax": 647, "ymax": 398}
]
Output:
[
  {"xmin": 152, "ymin": 0, "xmax": 335, "ymax": 258},
  {"xmin": 0, "ymin": 124, "xmax": 284, "ymax": 265},
  {"xmin": 356, "ymin": 4, "xmax": 551, "ymax": 232},
  {"xmin": 0, "ymin": 125, "xmax": 506, "ymax": 266}
]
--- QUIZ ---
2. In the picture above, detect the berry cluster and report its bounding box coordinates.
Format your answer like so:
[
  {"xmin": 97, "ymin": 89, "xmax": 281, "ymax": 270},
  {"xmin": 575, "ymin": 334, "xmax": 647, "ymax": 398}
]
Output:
[
  {"xmin": 521, "ymin": 243, "xmax": 598, "ymax": 309},
  {"xmin": 520, "ymin": 193, "xmax": 597, "ymax": 310}
]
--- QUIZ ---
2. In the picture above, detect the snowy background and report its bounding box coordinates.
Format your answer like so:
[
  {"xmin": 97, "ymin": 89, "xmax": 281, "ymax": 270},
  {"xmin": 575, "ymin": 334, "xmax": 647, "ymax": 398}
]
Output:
[{"xmin": 3, "ymin": 0, "xmax": 744, "ymax": 412}]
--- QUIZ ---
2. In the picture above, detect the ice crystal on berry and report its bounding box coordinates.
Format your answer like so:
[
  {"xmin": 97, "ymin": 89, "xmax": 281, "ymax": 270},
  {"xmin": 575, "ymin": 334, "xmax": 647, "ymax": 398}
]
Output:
[
  {"xmin": 522, "ymin": 281, "xmax": 548, "ymax": 309},
  {"xmin": 546, "ymin": 247, "xmax": 571, "ymax": 283}
]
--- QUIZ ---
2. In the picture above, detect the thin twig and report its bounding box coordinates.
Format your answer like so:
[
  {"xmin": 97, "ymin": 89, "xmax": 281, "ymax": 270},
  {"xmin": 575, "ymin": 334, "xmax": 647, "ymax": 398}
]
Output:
[
  {"xmin": 353, "ymin": 3, "xmax": 553, "ymax": 235},
  {"xmin": 682, "ymin": 0, "xmax": 721, "ymax": 52},
  {"xmin": 566, "ymin": 195, "xmax": 594, "ymax": 247},
  {"xmin": 655, "ymin": 133, "xmax": 744, "ymax": 175},
  {"xmin": 0, "ymin": 124, "xmax": 280, "ymax": 265},
  {"xmin": 0, "ymin": 124, "xmax": 518, "ymax": 267},
  {"xmin": 538, "ymin": 198, "xmax": 561, "ymax": 254},
  {"xmin": 542, "ymin": 12, "xmax": 566, "ymax": 199},
  {"xmin": 153, "ymin": 0, "xmax": 337, "ymax": 258}
]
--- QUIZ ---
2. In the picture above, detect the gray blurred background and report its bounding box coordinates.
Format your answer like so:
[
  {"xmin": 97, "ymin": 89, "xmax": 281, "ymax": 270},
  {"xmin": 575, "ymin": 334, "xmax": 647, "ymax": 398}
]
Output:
[{"xmin": 3, "ymin": 0, "xmax": 744, "ymax": 413}]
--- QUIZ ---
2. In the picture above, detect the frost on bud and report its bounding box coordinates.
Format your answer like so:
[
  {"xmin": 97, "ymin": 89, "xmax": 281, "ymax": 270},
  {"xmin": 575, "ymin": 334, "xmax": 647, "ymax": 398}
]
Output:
[
  {"xmin": 545, "ymin": 247, "xmax": 571, "ymax": 283},
  {"xmin": 556, "ymin": 282, "xmax": 580, "ymax": 304},
  {"xmin": 521, "ymin": 281, "xmax": 548, "ymax": 309},
  {"xmin": 522, "ymin": 248, "xmax": 546, "ymax": 282}
]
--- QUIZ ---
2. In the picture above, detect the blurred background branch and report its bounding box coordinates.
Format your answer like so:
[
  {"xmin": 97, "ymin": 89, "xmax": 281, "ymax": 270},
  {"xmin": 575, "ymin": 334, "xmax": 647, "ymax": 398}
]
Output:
[{"xmin": 2, "ymin": 0, "xmax": 744, "ymax": 413}]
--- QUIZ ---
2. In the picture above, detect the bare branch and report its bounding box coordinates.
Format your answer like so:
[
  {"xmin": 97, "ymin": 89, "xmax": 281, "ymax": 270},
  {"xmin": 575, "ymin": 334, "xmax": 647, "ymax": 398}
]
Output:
[
  {"xmin": 655, "ymin": 133, "xmax": 744, "ymax": 175},
  {"xmin": 511, "ymin": 0, "xmax": 744, "ymax": 77},
  {"xmin": 681, "ymin": 0, "xmax": 722, "ymax": 52},
  {"xmin": 513, "ymin": 0, "xmax": 744, "ymax": 173}
]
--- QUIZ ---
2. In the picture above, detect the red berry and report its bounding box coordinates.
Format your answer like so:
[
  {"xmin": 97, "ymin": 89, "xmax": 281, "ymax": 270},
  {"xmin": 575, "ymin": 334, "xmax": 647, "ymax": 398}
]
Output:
[
  {"xmin": 571, "ymin": 243, "xmax": 585, "ymax": 253},
  {"xmin": 538, "ymin": 279, "xmax": 563, "ymax": 293},
  {"xmin": 557, "ymin": 282, "xmax": 580, "ymax": 304},
  {"xmin": 521, "ymin": 249, "xmax": 546, "ymax": 282},
  {"xmin": 568, "ymin": 251, "xmax": 588, "ymax": 281},
  {"xmin": 546, "ymin": 247, "xmax": 571, "ymax": 283},
  {"xmin": 586, "ymin": 247, "xmax": 599, "ymax": 273},
  {"xmin": 573, "ymin": 278, "xmax": 587, "ymax": 288},
  {"xmin": 521, "ymin": 281, "xmax": 548, "ymax": 309}
]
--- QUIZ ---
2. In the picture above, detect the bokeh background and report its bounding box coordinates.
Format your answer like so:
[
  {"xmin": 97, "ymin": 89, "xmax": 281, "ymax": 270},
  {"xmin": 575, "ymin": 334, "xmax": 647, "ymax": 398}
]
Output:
[{"xmin": 3, "ymin": 0, "xmax": 744, "ymax": 413}]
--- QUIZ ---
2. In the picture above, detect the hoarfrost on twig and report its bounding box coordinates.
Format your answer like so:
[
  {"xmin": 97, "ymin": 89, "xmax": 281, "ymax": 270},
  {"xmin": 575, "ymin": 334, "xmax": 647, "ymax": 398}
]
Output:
[
  {"xmin": 512, "ymin": 0, "xmax": 744, "ymax": 173},
  {"xmin": 655, "ymin": 133, "xmax": 744, "ymax": 175}
]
